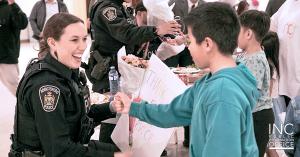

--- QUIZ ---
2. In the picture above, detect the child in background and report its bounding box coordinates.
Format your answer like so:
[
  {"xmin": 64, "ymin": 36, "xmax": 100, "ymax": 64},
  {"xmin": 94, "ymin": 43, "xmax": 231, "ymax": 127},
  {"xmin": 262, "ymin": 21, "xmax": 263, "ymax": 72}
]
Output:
[
  {"xmin": 236, "ymin": 0, "xmax": 250, "ymax": 15},
  {"xmin": 238, "ymin": 10, "xmax": 274, "ymax": 157},
  {"xmin": 262, "ymin": 31, "xmax": 283, "ymax": 157},
  {"xmin": 262, "ymin": 31, "xmax": 280, "ymax": 99}
]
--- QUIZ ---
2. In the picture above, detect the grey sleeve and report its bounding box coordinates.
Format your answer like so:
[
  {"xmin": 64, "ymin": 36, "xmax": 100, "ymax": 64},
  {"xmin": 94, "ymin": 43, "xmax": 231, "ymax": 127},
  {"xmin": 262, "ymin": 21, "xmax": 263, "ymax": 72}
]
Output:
[{"xmin": 29, "ymin": 3, "xmax": 41, "ymax": 37}]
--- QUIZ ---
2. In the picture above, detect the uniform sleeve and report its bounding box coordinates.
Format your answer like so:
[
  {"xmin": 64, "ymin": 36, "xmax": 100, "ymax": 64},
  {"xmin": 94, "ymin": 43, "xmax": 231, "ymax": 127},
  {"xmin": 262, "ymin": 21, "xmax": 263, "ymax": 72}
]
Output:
[
  {"xmin": 29, "ymin": 3, "xmax": 41, "ymax": 37},
  {"xmin": 129, "ymin": 86, "xmax": 195, "ymax": 128},
  {"xmin": 88, "ymin": 102, "xmax": 116, "ymax": 123},
  {"xmin": 9, "ymin": 3, "xmax": 28, "ymax": 29},
  {"xmin": 28, "ymin": 82, "xmax": 115, "ymax": 157},
  {"xmin": 97, "ymin": 4, "xmax": 157, "ymax": 46},
  {"xmin": 244, "ymin": 58, "xmax": 265, "ymax": 90},
  {"xmin": 202, "ymin": 102, "xmax": 244, "ymax": 157}
]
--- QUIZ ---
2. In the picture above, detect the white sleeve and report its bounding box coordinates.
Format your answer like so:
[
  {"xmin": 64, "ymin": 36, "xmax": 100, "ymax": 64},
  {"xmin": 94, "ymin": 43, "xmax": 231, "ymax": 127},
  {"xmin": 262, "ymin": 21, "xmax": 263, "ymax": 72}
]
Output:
[{"xmin": 270, "ymin": 11, "xmax": 279, "ymax": 32}]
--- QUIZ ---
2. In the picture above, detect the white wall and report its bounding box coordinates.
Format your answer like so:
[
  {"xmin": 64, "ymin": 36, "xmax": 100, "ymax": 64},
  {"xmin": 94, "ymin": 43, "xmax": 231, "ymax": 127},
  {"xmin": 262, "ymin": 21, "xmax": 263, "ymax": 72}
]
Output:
[
  {"xmin": 64, "ymin": 0, "xmax": 88, "ymax": 24},
  {"xmin": 15, "ymin": 0, "xmax": 40, "ymax": 16}
]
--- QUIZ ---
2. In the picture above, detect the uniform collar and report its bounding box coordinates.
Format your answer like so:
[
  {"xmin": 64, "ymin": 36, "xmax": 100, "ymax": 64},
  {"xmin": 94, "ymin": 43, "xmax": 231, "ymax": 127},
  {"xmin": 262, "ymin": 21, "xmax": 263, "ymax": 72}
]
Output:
[{"xmin": 44, "ymin": 52, "xmax": 76, "ymax": 81}]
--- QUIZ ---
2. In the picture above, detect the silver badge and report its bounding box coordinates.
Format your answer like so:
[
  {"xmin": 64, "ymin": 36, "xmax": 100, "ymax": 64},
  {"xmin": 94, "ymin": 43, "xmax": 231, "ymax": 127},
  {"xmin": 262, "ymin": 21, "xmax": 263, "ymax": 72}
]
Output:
[
  {"xmin": 39, "ymin": 85, "xmax": 60, "ymax": 112},
  {"xmin": 102, "ymin": 7, "xmax": 117, "ymax": 21}
]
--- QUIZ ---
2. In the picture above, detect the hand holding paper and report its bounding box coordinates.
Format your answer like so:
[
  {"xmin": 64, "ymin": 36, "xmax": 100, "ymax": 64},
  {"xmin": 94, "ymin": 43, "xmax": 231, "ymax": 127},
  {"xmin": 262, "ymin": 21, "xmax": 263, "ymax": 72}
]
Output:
[{"xmin": 113, "ymin": 92, "xmax": 132, "ymax": 114}]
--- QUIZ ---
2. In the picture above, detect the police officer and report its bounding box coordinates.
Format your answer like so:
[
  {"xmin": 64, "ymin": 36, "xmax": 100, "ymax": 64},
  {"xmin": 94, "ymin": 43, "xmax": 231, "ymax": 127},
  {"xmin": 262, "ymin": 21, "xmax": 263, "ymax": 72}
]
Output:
[
  {"xmin": 9, "ymin": 13, "xmax": 131, "ymax": 157},
  {"xmin": 87, "ymin": 0, "xmax": 181, "ymax": 93}
]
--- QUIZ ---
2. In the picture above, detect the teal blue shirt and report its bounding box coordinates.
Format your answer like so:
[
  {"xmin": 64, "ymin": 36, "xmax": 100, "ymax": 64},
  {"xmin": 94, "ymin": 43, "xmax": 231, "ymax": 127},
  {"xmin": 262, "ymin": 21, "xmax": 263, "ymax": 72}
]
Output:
[{"xmin": 129, "ymin": 63, "xmax": 259, "ymax": 157}]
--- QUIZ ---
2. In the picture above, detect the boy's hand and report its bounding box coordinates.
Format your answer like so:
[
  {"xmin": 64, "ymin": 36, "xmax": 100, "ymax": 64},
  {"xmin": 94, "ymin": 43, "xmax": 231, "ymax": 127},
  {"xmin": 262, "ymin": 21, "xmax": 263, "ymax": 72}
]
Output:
[{"xmin": 112, "ymin": 92, "xmax": 132, "ymax": 114}]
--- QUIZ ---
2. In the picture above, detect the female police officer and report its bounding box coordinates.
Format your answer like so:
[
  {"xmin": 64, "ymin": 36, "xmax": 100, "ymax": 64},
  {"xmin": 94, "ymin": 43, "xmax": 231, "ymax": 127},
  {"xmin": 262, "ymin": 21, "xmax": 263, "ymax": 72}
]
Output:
[{"xmin": 9, "ymin": 13, "xmax": 130, "ymax": 157}]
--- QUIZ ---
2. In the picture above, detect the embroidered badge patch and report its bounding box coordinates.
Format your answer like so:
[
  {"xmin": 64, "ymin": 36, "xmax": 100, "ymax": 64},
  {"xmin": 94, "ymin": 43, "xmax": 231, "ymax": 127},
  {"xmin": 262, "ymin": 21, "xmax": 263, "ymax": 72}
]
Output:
[
  {"xmin": 102, "ymin": 7, "xmax": 117, "ymax": 21},
  {"xmin": 39, "ymin": 85, "xmax": 60, "ymax": 112}
]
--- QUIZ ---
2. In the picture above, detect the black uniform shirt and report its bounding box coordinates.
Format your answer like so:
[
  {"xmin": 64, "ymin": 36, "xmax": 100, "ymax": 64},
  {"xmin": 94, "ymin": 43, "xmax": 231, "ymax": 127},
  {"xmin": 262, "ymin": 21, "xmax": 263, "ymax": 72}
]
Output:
[
  {"xmin": 90, "ymin": 0, "xmax": 160, "ymax": 92},
  {"xmin": 92, "ymin": 0, "xmax": 158, "ymax": 55},
  {"xmin": 17, "ymin": 53, "xmax": 115, "ymax": 157}
]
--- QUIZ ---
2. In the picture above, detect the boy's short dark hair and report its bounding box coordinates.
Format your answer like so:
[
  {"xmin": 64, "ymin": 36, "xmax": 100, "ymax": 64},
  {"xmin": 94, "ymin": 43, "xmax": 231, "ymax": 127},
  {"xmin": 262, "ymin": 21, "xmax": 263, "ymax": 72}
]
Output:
[
  {"xmin": 239, "ymin": 10, "xmax": 270, "ymax": 42},
  {"xmin": 184, "ymin": 2, "xmax": 240, "ymax": 55}
]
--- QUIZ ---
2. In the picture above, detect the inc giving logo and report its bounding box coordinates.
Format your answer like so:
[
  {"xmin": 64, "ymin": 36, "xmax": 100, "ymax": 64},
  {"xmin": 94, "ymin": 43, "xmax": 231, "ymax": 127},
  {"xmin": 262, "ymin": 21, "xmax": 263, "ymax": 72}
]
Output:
[{"xmin": 268, "ymin": 123, "xmax": 294, "ymax": 150}]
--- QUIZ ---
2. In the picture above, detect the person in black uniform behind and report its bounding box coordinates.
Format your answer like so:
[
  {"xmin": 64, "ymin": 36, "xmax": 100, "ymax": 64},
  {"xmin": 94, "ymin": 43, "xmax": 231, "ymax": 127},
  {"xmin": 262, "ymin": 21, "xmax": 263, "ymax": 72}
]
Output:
[
  {"xmin": 9, "ymin": 13, "xmax": 131, "ymax": 157},
  {"xmin": 86, "ymin": 0, "xmax": 181, "ymax": 93}
]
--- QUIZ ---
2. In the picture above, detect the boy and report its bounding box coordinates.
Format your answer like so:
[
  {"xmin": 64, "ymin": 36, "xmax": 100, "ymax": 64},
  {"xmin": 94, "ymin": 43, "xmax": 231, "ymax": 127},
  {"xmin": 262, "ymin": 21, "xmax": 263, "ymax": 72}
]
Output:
[
  {"xmin": 237, "ymin": 10, "xmax": 273, "ymax": 157},
  {"xmin": 113, "ymin": 2, "xmax": 259, "ymax": 157}
]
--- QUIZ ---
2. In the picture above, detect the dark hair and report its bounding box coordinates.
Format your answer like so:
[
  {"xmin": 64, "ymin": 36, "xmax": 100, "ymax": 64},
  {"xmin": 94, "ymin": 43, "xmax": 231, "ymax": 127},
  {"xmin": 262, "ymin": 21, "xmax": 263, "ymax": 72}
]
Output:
[
  {"xmin": 39, "ymin": 13, "xmax": 84, "ymax": 58},
  {"xmin": 261, "ymin": 31, "xmax": 280, "ymax": 77},
  {"xmin": 184, "ymin": 2, "xmax": 240, "ymax": 55},
  {"xmin": 236, "ymin": 0, "xmax": 249, "ymax": 15},
  {"xmin": 239, "ymin": 10, "xmax": 270, "ymax": 42},
  {"xmin": 135, "ymin": 2, "xmax": 147, "ymax": 13}
]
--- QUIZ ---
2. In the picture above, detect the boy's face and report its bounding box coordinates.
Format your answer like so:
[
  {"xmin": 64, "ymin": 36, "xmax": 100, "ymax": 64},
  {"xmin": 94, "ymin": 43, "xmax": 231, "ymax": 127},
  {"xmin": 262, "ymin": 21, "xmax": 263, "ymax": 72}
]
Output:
[
  {"xmin": 238, "ymin": 26, "xmax": 250, "ymax": 50},
  {"xmin": 187, "ymin": 27, "xmax": 210, "ymax": 69}
]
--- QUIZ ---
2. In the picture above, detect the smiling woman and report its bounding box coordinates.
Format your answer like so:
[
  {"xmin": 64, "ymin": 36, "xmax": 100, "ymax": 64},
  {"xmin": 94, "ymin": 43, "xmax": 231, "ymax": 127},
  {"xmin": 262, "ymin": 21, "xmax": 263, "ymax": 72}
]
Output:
[
  {"xmin": 9, "ymin": 13, "xmax": 130, "ymax": 157},
  {"xmin": 39, "ymin": 13, "xmax": 87, "ymax": 69}
]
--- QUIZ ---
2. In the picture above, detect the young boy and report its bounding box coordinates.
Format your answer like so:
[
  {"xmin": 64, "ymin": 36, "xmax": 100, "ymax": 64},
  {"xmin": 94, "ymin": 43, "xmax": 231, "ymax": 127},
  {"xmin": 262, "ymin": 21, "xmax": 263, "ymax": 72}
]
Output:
[
  {"xmin": 237, "ymin": 10, "xmax": 273, "ymax": 157},
  {"xmin": 113, "ymin": 2, "xmax": 259, "ymax": 157}
]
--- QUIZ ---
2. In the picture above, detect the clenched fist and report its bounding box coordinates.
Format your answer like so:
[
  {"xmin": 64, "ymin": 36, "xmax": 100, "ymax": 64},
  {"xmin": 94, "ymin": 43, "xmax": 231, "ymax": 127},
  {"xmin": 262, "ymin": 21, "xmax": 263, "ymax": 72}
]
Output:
[{"xmin": 112, "ymin": 92, "xmax": 132, "ymax": 114}]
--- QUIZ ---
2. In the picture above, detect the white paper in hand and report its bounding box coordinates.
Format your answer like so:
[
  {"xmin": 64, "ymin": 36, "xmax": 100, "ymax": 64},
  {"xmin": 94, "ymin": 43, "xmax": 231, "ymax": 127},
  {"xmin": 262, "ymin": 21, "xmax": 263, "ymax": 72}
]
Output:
[
  {"xmin": 156, "ymin": 42, "xmax": 185, "ymax": 61},
  {"xmin": 111, "ymin": 114, "xmax": 130, "ymax": 151},
  {"xmin": 112, "ymin": 54, "xmax": 188, "ymax": 157},
  {"xmin": 130, "ymin": 54, "xmax": 188, "ymax": 157}
]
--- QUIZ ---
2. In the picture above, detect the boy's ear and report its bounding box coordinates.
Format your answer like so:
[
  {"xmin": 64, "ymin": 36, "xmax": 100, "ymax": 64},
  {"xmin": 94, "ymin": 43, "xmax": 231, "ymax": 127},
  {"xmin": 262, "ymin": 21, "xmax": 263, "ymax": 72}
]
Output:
[
  {"xmin": 247, "ymin": 29, "xmax": 253, "ymax": 39},
  {"xmin": 204, "ymin": 37, "xmax": 213, "ymax": 51}
]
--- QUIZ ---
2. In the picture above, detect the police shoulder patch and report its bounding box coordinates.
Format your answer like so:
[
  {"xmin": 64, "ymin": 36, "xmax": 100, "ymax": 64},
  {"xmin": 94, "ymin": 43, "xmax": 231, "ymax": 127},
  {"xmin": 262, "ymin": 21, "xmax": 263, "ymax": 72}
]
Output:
[
  {"xmin": 102, "ymin": 7, "xmax": 117, "ymax": 21},
  {"xmin": 39, "ymin": 85, "xmax": 60, "ymax": 112}
]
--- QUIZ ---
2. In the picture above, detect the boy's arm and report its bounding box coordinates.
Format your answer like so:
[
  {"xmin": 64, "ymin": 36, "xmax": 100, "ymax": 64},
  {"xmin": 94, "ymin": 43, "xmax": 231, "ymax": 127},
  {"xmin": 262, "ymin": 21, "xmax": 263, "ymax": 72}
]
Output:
[
  {"xmin": 129, "ymin": 87, "xmax": 195, "ymax": 128},
  {"xmin": 202, "ymin": 102, "xmax": 245, "ymax": 157}
]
